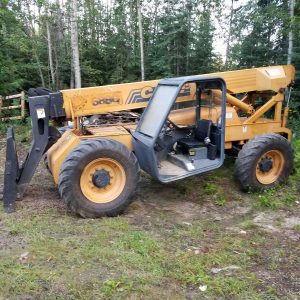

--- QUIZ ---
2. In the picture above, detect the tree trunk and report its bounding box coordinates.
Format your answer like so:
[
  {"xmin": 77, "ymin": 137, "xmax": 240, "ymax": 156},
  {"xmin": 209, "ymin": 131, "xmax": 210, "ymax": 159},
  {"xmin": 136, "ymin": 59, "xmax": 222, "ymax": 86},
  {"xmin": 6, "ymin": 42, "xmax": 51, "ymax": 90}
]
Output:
[
  {"xmin": 70, "ymin": 57, "xmax": 75, "ymax": 89},
  {"xmin": 185, "ymin": 0, "xmax": 191, "ymax": 74},
  {"xmin": 34, "ymin": 51, "xmax": 46, "ymax": 87},
  {"xmin": 25, "ymin": 0, "xmax": 45, "ymax": 87},
  {"xmin": 130, "ymin": 0, "xmax": 135, "ymax": 54},
  {"xmin": 287, "ymin": 0, "xmax": 294, "ymax": 64},
  {"xmin": 46, "ymin": 19, "xmax": 55, "ymax": 88},
  {"xmin": 225, "ymin": 0, "xmax": 234, "ymax": 67},
  {"xmin": 53, "ymin": 0, "xmax": 64, "ymax": 89},
  {"xmin": 71, "ymin": 0, "xmax": 81, "ymax": 88},
  {"xmin": 137, "ymin": 0, "xmax": 145, "ymax": 81}
]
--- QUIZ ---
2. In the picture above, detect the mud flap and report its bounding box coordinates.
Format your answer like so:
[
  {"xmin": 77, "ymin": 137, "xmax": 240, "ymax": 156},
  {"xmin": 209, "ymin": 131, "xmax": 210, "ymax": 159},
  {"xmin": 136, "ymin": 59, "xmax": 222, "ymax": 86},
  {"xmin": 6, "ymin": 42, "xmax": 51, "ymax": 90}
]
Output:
[{"xmin": 3, "ymin": 127, "xmax": 19, "ymax": 213}]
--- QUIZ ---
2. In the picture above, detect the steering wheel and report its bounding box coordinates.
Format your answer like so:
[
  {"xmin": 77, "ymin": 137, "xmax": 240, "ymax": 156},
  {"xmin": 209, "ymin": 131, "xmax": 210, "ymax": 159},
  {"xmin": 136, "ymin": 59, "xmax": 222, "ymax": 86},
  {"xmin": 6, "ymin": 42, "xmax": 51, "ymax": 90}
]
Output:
[
  {"xmin": 166, "ymin": 118, "xmax": 180, "ymax": 130},
  {"xmin": 155, "ymin": 119, "xmax": 177, "ymax": 151}
]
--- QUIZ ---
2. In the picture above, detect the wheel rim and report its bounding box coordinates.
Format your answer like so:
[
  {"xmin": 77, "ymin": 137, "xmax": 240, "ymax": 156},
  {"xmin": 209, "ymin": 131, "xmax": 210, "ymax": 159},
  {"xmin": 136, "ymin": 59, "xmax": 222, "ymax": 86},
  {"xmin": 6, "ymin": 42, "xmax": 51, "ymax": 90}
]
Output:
[
  {"xmin": 80, "ymin": 158, "xmax": 126, "ymax": 204},
  {"xmin": 256, "ymin": 150, "xmax": 285, "ymax": 185}
]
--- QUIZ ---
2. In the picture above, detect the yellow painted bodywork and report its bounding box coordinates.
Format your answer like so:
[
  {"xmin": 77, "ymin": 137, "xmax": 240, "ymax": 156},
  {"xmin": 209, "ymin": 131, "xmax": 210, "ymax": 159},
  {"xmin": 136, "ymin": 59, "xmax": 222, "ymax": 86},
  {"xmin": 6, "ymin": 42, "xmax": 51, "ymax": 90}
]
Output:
[
  {"xmin": 61, "ymin": 65, "xmax": 294, "ymax": 118},
  {"xmin": 48, "ymin": 65, "xmax": 295, "ymax": 183}
]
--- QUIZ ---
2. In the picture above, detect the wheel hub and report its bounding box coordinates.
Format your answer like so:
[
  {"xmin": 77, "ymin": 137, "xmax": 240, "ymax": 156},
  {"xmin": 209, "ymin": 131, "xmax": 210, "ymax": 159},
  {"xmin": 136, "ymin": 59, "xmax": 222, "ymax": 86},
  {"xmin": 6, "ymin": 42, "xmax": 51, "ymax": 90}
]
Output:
[
  {"xmin": 255, "ymin": 149, "xmax": 285, "ymax": 185},
  {"xmin": 259, "ymin": 157, "xmax": 273, "ymax": 173},
  {"xmin": 92, "ymin": 169, "xmax": 111, "ymax": 188}
]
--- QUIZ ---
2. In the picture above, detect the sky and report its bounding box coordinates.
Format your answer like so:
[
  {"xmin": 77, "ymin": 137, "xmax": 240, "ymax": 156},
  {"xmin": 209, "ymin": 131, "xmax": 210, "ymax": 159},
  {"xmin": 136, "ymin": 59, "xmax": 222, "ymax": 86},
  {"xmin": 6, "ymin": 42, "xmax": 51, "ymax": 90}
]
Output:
[{"xmin": 213, "ymin": 0, "xmax": 250, "ymax": 59}]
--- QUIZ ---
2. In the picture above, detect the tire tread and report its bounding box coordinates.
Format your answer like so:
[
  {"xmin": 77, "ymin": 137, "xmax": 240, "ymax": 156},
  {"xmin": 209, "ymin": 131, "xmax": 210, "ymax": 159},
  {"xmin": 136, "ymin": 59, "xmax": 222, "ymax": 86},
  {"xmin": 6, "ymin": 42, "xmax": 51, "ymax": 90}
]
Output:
[
  {"xmin": 235, "ymin": 134, "xmax": 294, "ymax": 191},
  {"xmin": 58, "ymin": 139, "xmax": 139, "ymax": 218}
]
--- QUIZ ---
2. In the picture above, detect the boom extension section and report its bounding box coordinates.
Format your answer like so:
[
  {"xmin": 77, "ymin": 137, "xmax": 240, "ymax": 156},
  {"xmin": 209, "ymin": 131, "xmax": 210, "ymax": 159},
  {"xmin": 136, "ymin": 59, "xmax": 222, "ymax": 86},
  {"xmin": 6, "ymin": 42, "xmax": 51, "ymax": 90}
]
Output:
[{"xmin": 60, "ymin": 65, "xmax": 294, "ymax": 118}]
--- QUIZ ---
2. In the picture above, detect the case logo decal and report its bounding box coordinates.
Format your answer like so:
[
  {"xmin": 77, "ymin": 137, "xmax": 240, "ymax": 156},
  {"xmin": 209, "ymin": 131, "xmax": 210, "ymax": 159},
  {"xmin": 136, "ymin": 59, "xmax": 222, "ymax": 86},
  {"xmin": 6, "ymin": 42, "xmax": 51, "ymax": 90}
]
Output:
[{"xmin": 126, "ymin": 84, "xmax": 191, "ymax": 104}]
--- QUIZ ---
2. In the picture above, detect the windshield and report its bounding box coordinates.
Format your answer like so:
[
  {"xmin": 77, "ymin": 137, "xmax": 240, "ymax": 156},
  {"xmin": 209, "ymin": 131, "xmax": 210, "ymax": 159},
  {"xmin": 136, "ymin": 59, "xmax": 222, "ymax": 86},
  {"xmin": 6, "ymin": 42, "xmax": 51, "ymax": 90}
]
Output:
[{"xmin": 138, "ymin": 85, "xmax": 179, "ymax": 138}]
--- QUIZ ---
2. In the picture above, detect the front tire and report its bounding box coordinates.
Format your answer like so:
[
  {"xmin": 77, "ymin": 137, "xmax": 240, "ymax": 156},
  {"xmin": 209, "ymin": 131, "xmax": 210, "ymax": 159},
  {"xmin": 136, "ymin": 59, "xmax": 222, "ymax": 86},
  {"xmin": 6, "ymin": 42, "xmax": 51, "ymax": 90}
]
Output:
[
  {"xmin": 58, "ymin": 139, "xmax": 139, "ymax": 218},
  {"xmin": 235, "ymin": 134, "xmax": 294, "ymax": 191}
]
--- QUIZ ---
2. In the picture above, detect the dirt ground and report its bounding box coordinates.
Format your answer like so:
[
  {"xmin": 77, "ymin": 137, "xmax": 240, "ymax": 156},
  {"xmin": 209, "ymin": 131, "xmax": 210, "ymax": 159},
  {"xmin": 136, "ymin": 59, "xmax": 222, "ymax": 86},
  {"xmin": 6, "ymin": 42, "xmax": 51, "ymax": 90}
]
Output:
[{"xmin": 0, "ymin": 135, "xmax": 299, "ymax": 299}]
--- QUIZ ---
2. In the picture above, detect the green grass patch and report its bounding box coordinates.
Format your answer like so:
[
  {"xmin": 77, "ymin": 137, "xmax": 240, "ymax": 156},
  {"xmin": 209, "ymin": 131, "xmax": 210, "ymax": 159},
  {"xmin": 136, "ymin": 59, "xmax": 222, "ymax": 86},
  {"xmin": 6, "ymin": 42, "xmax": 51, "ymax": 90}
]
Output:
[
  {"xmin": 241, "ymin": 219, "xmax": 259, "ymax": 230},
  {"xmin": 0, "ymin": 118, "xmax": 32, "ymax": 144},
  {"xmin": 293, "ymin": 224, "xmax": 300, "ymax": 232},
  {"xmin": 0, "ymin": 209, "xmax": 276, "ymax": 299},
  {"xmin": 256, "ymin": 188, "xmax": 280, "ymax": 209},
  {"xmin": 203, "ymin": 182, "xmax": 218, "ymax": 194},
  {"xmin": 214, "ymin": 194, "xmax": 227, "ymax": 206}
]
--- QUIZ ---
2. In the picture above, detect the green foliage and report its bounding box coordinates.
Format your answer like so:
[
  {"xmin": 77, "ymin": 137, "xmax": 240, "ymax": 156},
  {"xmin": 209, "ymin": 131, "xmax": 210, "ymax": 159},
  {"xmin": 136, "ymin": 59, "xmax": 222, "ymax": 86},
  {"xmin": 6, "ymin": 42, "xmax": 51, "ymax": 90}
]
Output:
[
  {"xmin": 101, "ymin": 278, "xmax": 132, "ymax": 296},
  {"xmin": 214, "ymin": 194, "xmax": 226, "ymax": 206},
  {"xmin": 241, "ymin": 220, "xmax": 259, "ymax": 230},
  {"xmin": 227, "ymin": 0, "xmax": 300, "ymax": 127},
  {"xmin": 0, "ymin": 0, "xmax": 300, "ymax": 127},
  {"xmin": 255, "ymin": 187, "xmax": 297, "ymax": 209},
  {"xmin": 0, "ymin": 2, "xmax": 35, "ymax": 95},
  {"xmin": 257, "ymin": 189, "xmax": 279, "ymax": 208},
  {"xmin": 230, "ymin": 0, "xmax": 289, "ymax": 68},
  {"xmin": 204, "ymin": 182, "xmax": 218, "ymax": 194},
  {"xmin": 293, "ymin": 139, "xmax": 300, "ymax": 173},
  {"xmin": 0, "ymin": 0, "xmax": 224, "ymax": 93}
]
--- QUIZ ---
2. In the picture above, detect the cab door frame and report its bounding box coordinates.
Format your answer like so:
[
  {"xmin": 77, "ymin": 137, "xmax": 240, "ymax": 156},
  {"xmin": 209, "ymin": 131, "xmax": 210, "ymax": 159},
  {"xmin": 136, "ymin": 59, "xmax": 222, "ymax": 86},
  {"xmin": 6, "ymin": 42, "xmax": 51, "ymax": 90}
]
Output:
[{"xmin": 133, "ymin": 76, "xmax": 227, "ymax": 183}]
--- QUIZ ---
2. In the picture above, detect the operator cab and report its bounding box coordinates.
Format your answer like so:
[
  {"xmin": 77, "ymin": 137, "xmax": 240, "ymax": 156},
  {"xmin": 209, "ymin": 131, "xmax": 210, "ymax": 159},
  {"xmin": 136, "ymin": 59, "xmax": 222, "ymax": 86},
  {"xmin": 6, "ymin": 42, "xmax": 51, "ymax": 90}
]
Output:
[{"xmin": 133, "ymin": 76, "xmax": 226, "ymax": 183}]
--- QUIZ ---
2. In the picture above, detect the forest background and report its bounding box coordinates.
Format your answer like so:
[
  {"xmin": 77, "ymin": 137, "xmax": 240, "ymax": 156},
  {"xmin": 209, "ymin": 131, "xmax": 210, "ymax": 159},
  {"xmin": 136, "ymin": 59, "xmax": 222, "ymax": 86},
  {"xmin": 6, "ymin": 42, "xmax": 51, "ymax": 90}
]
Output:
[{"xmin": 0, "ymin": 0, "xmax": 299, "ymax": 130}]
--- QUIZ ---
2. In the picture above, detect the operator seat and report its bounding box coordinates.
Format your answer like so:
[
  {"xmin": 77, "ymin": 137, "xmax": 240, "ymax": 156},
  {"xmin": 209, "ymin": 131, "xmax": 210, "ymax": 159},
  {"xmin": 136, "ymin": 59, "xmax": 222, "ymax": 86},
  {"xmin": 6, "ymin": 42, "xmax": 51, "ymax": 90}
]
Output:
[{"xmin": 176, "ymin": 119, "xmax": 213, "ymax": 152}]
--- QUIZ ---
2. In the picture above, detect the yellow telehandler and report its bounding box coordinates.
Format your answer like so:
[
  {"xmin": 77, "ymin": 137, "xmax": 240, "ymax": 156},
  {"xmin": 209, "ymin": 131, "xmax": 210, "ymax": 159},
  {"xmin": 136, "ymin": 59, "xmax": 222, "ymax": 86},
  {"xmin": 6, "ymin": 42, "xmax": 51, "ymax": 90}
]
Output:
[{"xmin": 3, "ymin": 65, "xmax": 295, "ymax": 217}]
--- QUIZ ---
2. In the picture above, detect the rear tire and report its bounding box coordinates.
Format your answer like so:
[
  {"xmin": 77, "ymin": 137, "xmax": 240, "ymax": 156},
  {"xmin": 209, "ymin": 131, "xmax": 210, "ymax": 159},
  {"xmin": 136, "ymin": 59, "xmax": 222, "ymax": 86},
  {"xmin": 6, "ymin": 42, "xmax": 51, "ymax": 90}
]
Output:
[
  {"xmin": 58, "ymin": 139, "xmax": 139, "ymax": 218},
  {"xmin": 235, "ymin": 134, "xmax": 294, "ymax": 191}
]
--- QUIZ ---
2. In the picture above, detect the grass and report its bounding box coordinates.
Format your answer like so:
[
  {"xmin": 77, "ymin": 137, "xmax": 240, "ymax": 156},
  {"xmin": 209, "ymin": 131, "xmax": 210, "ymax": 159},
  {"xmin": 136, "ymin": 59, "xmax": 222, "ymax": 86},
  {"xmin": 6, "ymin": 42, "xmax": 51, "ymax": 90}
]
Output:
[
  {"xmin": 0, "ymin": 119, "xmax": 32, "ymax": 144},
  {"xmin": 214, "ymin": 194, "xmax": 227, "ymax": 206},
  {"xmin": 256, "ymin": 188, "xmax": 281, "ymax": 209},
  {"xmin": 240, "ymin": 219, "xmax": 259, "ymax": 230},
  {"xmin": 203, "ymin": 182, "xmax": 218, "ymax": 194},
  {"xmin": 0, "ymin": 210, "xmax": 267, "ymax": 299},
  {"xmin": 0, "ymin": 123, "xmax": 299, "ymax": 299},
  {"xmin": 1, "ymin": 195, "xmax": 298, "ymax": 299},
  {"xmin": 293, "ymin": 224, "xmax": 300, "ymax": 232}
]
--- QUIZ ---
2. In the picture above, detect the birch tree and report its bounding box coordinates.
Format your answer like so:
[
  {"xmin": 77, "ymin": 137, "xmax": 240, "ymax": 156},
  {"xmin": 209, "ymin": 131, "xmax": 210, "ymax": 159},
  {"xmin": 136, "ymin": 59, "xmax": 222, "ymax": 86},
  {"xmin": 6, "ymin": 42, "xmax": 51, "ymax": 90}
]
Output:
[
  {"xmin": 24, "ymin": 0, "xmax": 45, "ymax": 87},
  {"xmin": 46, "ymin": 17, "xmax": 55, "ymax": 88},
  {"xmin": 287, "ymin": 0, "xmax": 295, "ymax": 64},
  {"xmin": 137, "ymin": 0, "xmax": 145, "ymax": 81},
  {"xmin": 70, "ymin": 0, "xmax": 81, "ymax": 88},
  {"xmin": 225, "ymin": 0, "xmax": 234, "ymax": 67}
]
